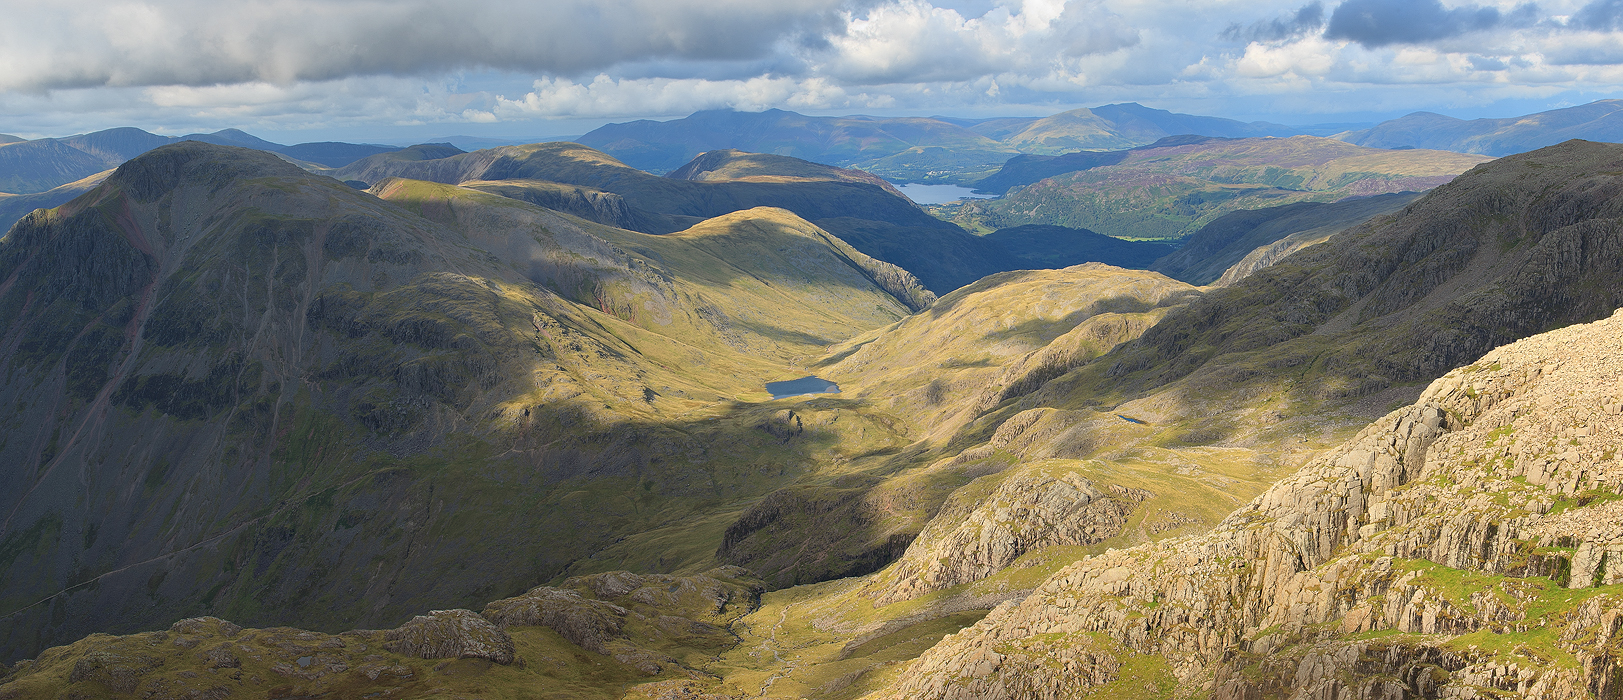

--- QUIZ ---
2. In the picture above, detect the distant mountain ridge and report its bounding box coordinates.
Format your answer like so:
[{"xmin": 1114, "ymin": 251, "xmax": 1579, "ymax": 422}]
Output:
[
  {"xmin": 1335, "ymin": 99, "xmax": 1623, "ymax": 155},
  {"xmin": 575, "ymin": 104, "xmax": 1339, "ymax": 181},
  {"xmin": 0, "ymin": 127, "xmax": 402, "ymax": 194},
  {"xmin": 938, "ymin": 136, "xmax": 1489, "ymax": 239}
]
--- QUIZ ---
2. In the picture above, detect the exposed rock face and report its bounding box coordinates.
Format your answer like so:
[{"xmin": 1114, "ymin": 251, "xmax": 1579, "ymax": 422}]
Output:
[
  {"xmin": 875, "ymin": 307, "xmax": 1623, "ymax": 699},
  {"xmin": 381, "ymin": 609, "xmax": 515, "ymax": 665},
  {"xmin": 480, "ymin": 567, "xmax": 763, "ymax": 676},
  {"xmin": 872, "ymin": 466, "xmax": 1150, "ymax": 605},
  {"xmin": 483, "ymin": 587, "xmax": 628, "ymax": 655},
  {"xmin": 0, "ymin": 569, "xmax": 763, "ymax": 697}
]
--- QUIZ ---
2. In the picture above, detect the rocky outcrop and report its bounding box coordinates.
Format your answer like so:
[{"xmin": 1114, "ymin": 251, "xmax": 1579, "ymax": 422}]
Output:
[
  {"xmin": 479, "ymin": 567, "xmax": 763, "ymax": 675},
  {"xmin": 875, "ymin": 307, "xmax": 1623, "ymax": 699},
  {"xmin": 872, "ymin": 466, "xmax": 1150, "ymax": 604},
  {"xmin": 0, "ymin": 569, "xmax": 764, "ymax": 697},
  {"xmin": 483, "ymin": 587, "xmax": 628, "ymax": 654},
  {"xmin": 381, "ymin": 609, "xmax": 515, "ymax": 665}
]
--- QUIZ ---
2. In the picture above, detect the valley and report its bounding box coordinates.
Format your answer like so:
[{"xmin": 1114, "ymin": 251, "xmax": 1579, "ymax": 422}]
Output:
[{"xmin": 1, "ymin": 102, "xmax": 1622, "ymax": 700}]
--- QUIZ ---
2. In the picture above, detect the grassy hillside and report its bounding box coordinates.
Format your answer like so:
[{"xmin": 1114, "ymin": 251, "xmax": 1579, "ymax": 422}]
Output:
[
  {"xmin": 0, "ymin": 142, "xmax": 928, "ymax": 662},
  {"xmin": 936, "ymin": 136, "xmax": 1488, "ymax": 240}
]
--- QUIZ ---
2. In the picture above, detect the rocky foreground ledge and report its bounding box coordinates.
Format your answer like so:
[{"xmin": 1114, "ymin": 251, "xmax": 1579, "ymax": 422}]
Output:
[
  {"xmin": 0, "ymin": 568, "xmax": 761, "ymax": 699},
  {"xmin": 875, "ymin": 308, "xmax": 1623, "ymax": 700}
]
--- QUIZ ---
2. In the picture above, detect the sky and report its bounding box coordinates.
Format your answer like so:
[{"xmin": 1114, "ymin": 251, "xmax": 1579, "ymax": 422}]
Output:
[{"xmin": 3, "ymin": 0, "xmax": 1623, "ymax": 144}]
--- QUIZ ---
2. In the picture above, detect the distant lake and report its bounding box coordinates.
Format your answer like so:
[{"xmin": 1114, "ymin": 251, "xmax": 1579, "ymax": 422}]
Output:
[
  {"xmin": 894, "ymin": 183, "xmax": 998, "ymax": 205},
  {"xmin": 766, "ymin": 376, "xmax": 841, "ymax": 399}
]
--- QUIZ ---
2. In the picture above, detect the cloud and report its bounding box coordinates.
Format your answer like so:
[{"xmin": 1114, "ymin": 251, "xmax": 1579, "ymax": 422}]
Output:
[
  {"xmin": 807, "ymin": 0, "xmax": 1138, "ymax": 85},
  {"xmin": 1222, "ymin": 3, "xmax": 1325, "ymax": 43},
  {"xmin": 4, "ymin": 0, "xmax": 1623, "ymax": 138},
  {"xmin": 1568, "ymin": 0, "xmax": 1623, "ymax": 30},
  {"xmin": 0, "ymin": 0, "xmax": 855, "ymax": 91},
  {"xmin": 1323, "ymin": 0, "xmax": 1532, "ymax": 47},
  {"xmin": 490, "ymin": 75, "xmax": 892, "ymax": 118}
]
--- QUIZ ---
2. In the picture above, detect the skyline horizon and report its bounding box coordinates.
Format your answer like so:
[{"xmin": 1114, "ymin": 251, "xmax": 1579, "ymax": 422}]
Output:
[{"xmin": 7, "ymin": 95, "xmax": 1621, "ymax": 147}]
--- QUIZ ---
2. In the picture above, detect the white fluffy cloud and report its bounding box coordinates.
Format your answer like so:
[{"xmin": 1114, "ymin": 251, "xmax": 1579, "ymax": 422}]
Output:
[{"xmin": 3, "ymin": 0, "xmax": 1623, "ymax": 138}]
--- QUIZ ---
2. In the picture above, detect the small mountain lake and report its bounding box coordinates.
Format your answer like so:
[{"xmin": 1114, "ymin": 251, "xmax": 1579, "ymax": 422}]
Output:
[
  {"xmin": 767, "ymin": 376, "xmax": 841, "ymax": 399},
  {"xmin": 894, "ymin": 183, "xmax": 998, "ymax": 205}
]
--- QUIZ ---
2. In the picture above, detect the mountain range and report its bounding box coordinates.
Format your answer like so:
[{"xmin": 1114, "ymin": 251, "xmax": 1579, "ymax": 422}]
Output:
[
  {"xmin": 2, "ymin": 137, "xmax": 1619, "ymax": 698},
  {"xmin": 2, "ymin": 88, "xmax": 1623, "ymax": 699},
  {"xmin": 1335, "ymin": 98, "xmax": 1623, "ymax": 156}
]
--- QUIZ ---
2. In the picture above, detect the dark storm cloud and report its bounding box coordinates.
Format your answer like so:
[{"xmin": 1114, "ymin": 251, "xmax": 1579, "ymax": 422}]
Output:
[
  {"xmin": 0, "ymin": 0, "xmax": 861, "ymax": 91},
  {"xmin": 1221, "ymin": 3, "xmax": 1325, "ymax": 43},
  {"xmin": 1324, "ymin": 0, "xmax": 1535, "ymax": 47}
]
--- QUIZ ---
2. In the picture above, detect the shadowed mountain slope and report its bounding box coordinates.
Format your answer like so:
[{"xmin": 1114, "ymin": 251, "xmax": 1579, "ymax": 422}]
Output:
[
  {"xmin": 937, "ymin": 136, "xmax": 1489, "ymax": 239},
  {"xmin": 0, "ymin": 142, "xmax": 927, "ymax": 661},
  {"xmin": 339, "ymin": 142, "xmax": 1017, "ymax": 293},
  {"xmin": 1149, "ymin": 191, "xmax": 1422, "ymax": 286},
  {"xmin": 1337, "ymin": 99, "xmax": 1623, "ymax": 156},
  {"xmin": 985, "ymin": 224, "xmax": 1175, "ymax": 270}
]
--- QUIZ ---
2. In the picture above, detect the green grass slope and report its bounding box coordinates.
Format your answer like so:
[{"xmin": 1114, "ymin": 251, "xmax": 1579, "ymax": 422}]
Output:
[
  {"xmin": 936, "ymin": 136, "xmax": 1487, "ymax": 240},
  {"xmin": 0, "ymin": 142, "xmax": 926, "ymax": 663}
]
